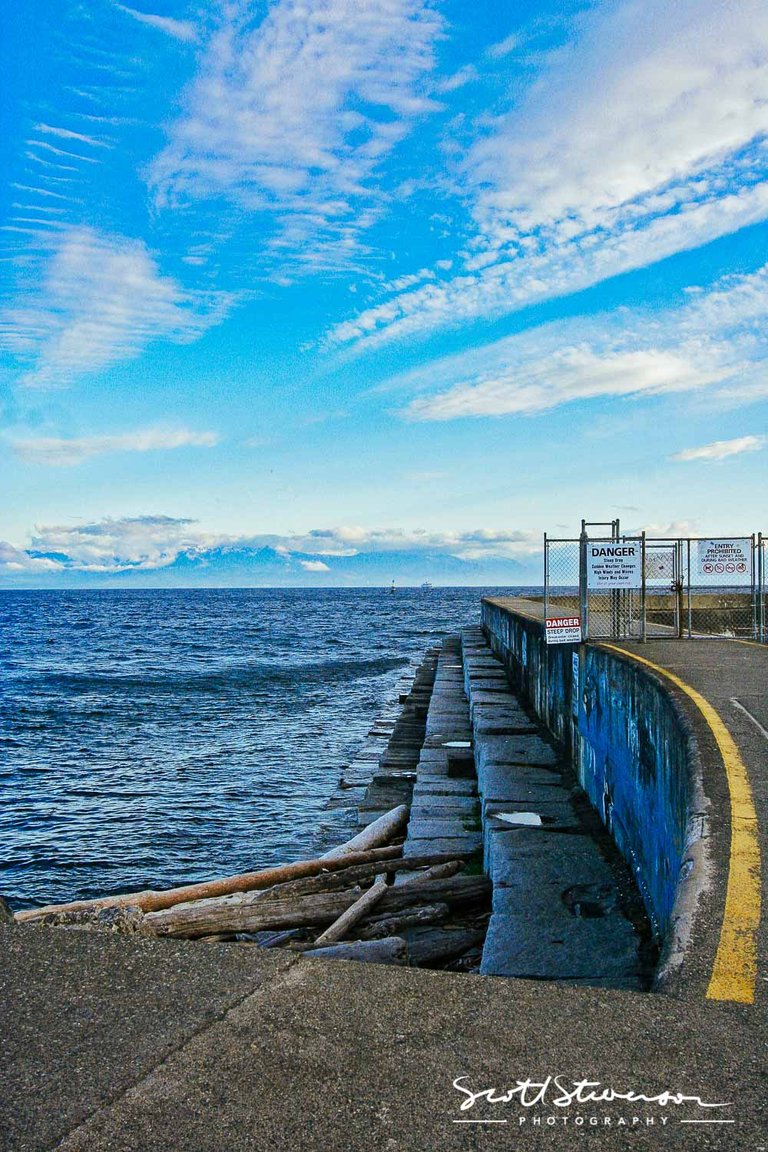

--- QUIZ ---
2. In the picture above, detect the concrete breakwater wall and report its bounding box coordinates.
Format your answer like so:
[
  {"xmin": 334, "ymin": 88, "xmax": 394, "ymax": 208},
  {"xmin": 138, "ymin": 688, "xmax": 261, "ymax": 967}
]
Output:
[{"xmin": 481, "ymin": 599, "xmax": 707, "ymax": 982}]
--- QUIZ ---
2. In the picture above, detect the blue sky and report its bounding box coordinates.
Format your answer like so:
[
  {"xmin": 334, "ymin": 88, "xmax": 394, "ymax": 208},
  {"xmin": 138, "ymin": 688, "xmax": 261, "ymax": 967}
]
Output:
[{"xmin": 1, "ymin": 0, "xmax": 767, "ymax": 581}]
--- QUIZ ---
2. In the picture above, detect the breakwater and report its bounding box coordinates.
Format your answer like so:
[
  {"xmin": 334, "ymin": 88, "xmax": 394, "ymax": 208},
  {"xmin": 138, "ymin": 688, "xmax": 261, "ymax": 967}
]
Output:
[{"xmin": 481, "ymin": 597, "xmax": 707, "ymax": 986}]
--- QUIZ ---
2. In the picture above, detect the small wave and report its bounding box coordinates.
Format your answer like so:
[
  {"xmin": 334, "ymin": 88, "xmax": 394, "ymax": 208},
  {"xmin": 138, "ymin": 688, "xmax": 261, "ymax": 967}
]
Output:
[{"xmin": 29, "ymin": 655, "xmax": 409, "ymax": 696}]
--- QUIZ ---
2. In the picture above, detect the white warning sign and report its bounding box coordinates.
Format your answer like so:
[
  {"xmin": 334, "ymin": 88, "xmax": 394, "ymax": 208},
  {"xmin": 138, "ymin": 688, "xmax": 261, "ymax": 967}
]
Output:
[
  {"xmin": 587, "ymin": 543, "xmax": 643, "ymax": 589},
  {"xmin": 697, "ymin": 539, "xmax": 751, "ymax": 579},
  {"xmin": 645, "ymin": 549, "xmax": 675, "ymax": 581},
  {"xmin": 546, "ymin": 615, "xmax": 582, "ymax": 645}
]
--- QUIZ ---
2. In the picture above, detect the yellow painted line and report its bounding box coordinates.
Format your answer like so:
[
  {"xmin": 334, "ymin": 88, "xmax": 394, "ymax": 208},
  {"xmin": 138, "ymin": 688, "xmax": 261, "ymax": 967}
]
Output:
[{"xmin": 601, "ymin": 644, "xmax": 761, "ymax": 1005}]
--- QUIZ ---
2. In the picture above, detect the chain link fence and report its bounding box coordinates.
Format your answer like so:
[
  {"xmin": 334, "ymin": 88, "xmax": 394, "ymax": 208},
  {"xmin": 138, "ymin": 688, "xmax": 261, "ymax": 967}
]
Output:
[{"xmin": 545, "ymin": 533, "xmax": 764, "ymax": 641}]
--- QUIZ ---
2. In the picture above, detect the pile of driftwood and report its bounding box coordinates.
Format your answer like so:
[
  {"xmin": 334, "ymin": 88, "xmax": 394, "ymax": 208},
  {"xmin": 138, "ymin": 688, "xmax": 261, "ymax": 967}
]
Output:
[{"xmin": 14, "ymin": 805, "xmax": 491, "ymax": 970}]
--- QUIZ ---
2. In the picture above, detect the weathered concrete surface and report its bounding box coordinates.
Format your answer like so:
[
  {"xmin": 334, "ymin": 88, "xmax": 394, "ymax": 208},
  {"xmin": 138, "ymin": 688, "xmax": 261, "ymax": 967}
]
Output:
[
  {"xmin": 481, "ymin": 600, "xmax": 703, "ymax": 983},
  {"xmin": 463, "ymin": 627, "xmax": 647, "ymax": 988},
  {"xmin": 481, "ymin": 897, "xmax": 642, "ymax": 980},
  {"xmin": 2, "ymin": 923, "xmax": 766, "ymax": 1151}
]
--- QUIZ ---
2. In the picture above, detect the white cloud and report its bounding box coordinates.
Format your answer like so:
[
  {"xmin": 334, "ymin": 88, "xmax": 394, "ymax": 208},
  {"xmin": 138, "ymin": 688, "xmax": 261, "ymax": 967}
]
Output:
[
  {"xmin": 328, "ymin": 0, "xmax": 768, "ymax": 348},
  {"xmin": 13, "ymin": 427, "xmax": 220, "ymax": 466},
  {"xmin": 299, "ymin": 559, "xmax": 331, "ymax": 571},
  {"xmin": 486, "ymin": 32, "xmax": 519, "ymax": 59},
  {"xmin": 34, "ymin": 123, "xmax": 112, "ymax": 149},
  {"xmin": 435, "ymin": 64, "xmax": 479, "ymax": 93},
  {"xmin": 387, "ymin": 263, "xmax": 768, "ymax": 421},
  {"xmin": 671, "ymin": 435, "xmax": 766, "ymax": 462},
  {"xmin": 148, "ymin": 0, "xmax": 444, "ymax": 269},
  {"xmin": 0, "ymin": 541, "xmax": 62, "ymax": 574},
  {"xmin": 0, "ymin": 227, "xmax": 231, "ymax": 387},
  {"xmin": 114, "ymin": 3, "xmax": 197, "ymax": 42},
  {"xmin": 404, "ymin": 348, "xmax": 713, "ymax": 422},
  {"xmin": 28, "ymin": 516, "xmax": 212, "ymax": 572},
  {"xmin": 300, "ymin": 524, "xmax": 537, "ymax": 557},
  {"xmin": 327, "ymin": 182, "xmax": 768, "ymax": 349},
  {"xmin": 469, "ymin": 0, "xmax": 768, "ymax": 238}
]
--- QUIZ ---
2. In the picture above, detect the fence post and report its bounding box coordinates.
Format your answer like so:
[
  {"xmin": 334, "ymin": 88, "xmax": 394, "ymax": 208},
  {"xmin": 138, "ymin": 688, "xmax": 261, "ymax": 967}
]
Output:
[
  {"xmin": 543, "ymin": 533, "xmax": 549, "ymax": 624},
  {"xmin": 579, "ymin": 523, "xmax": 588, "ymax": 641},
  {"xmin": 676, "ymin": 540, "xmax": 684, "ymax": 638},
  {"xmin": 755, "ymin": 529, "xmax": 759, "ymax": 640},
  {"xmin": 687, "ymin": 539, "xmax": 692, "ymax": 638},
  {"xmin": 641, "ymin": 532, "xmax": 647, "ymax": 643},
  {"xmin": 759, "ymin": 533, "xmax": 765, "ymax": 643}
]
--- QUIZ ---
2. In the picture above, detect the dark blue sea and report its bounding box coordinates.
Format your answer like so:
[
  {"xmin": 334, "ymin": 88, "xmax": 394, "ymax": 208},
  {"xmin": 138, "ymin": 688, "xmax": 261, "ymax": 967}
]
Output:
[{"xmin": 0, "ymin": 588, "xmax": 528, "ymax": 910}]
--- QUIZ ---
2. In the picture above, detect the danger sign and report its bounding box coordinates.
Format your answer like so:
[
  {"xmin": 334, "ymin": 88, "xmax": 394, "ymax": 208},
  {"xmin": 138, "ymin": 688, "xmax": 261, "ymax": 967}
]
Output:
[
  {"xmin": 546, "ymin": 616, "xmax": 582, "ymax": 645},
  {"xmin": 697, "ymin": 539, "xmax": 751, "ymax": 580},
  {"xmin": 587, "ymin": 542, "xmax": 643, "ymax": 589}
]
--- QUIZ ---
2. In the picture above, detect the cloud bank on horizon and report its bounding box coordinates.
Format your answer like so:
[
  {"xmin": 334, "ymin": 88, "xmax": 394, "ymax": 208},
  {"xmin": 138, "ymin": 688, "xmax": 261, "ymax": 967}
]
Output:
[
  {"xmin": 0, "ymin": 514, "xmax": 542, "ymax": 583},
  {"xmin": 1, "ymin": 0, "xmax": 766, "ymax": 582}
]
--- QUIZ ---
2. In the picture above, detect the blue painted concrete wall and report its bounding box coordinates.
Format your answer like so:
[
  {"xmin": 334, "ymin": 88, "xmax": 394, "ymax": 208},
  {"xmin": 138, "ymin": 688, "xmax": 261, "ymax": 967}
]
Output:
[{"xmin": 482, "ymin": 600, "xmax": 697, "ymax": 940}]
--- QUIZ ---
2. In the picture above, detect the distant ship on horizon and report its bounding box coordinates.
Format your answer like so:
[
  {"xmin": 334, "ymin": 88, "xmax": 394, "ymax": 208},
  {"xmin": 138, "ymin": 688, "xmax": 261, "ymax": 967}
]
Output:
[{"xmin": 420, "ymin": 581, "xmax": 434, "ymax": 590}]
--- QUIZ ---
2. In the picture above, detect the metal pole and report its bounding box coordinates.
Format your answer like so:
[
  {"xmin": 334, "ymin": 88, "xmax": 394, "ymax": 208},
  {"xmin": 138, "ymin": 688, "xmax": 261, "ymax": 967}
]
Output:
[
  {"xmin": 759, "ymin": 533, "xmax": 765, "ymax": 643},
  {"xmin": 641, "ymin": 531, "xmax": 647, "ymax": 643},
  {"xmin": 751, "ymin": 533, "xmax": 757, "ymax": 640},
  {"xmin": 543, "ymin": 532, "xmax": 549, "ymax": 622},
  {"xmin": 687, "ymin": 539, "xmax": 692, "ymax": 638},
  {"xmin": 579, "ymin": 524, "xmax": 588, "ymax": 642},
  {"xmin": 612, "ymin": 519, "xmax": 619, "ymax": 638},
  {"xmin": 676, "ymin": 540, "xmax": 684, "ymax": 638}
]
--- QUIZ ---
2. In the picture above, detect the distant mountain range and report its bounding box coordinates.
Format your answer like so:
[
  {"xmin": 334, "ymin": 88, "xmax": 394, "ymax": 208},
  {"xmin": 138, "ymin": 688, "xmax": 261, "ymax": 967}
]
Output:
[{"xmin": 14, "ymin": 543, "xmax": 540, "ymax": 588}]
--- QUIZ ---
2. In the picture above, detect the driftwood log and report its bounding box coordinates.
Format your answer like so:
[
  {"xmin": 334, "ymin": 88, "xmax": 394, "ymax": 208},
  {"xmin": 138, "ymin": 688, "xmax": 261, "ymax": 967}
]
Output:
[
  {"xmin": 145, "ymin": 874, "xmax": 491, "ymax": 938},
  {"xmin": 15, "ymin": 843, "xmax": 402, "ymax": 924},
  {"xmin": 313, "ymin": 875, "xmax": 389, "ymax": 945},
  {"xmin": 355, "ymin": 903, "xmax": 450, "ymax": 940},
  {"xmin": 396, "ymin": 860, "xmax": 461, "ymax": 887},
  {"xmin": 321, "ymin": 805, "xmax": 409, "ymax": 860},
  {"xmin": 406, "ymin": 927, "xmax": 486, "ymax": 966},
  {"xmin": 302, "ymin": 936, "xmax": 409, "ymax": 965},
  {"xmin": 252, "ymin": 853, "xmax": 468, "ymax": 902},
  {"xmin": 22, "ymin": 853, "xmax": 469, "ymax": 932}
]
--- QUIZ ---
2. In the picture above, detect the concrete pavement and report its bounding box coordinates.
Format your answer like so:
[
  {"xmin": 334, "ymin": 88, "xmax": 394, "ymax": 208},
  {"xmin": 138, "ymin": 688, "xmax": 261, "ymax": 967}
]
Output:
[{"xmin": 1, "ymin": 917, "xmax": 766, "ymax": 1151}]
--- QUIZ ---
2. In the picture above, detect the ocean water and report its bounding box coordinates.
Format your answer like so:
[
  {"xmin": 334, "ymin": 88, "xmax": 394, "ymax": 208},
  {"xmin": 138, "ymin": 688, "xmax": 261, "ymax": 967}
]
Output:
[{"xmin": 0, "ymin": 587, "xmax": 527, "ymax": 910}]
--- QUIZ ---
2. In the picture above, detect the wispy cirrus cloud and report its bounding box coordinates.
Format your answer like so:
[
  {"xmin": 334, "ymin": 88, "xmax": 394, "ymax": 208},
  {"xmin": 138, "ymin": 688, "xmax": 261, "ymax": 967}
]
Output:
[
  {"xmin": 12, "ymin": 427, "xmax": 220, "ymax": 466},
  {"xmin": 114, "ymin": 3, "xmax": 198, "ymax": 43},
  {"xmin": 0, "ymin": 227, "xmax": 232, "ymax": 387},
  {"xmin": 33, "ymin": 123, "xmax": 113, "ymax": 149},
  {"xmin": 148, "ymin": 0, "xmax": 444, "ymax": 272},
  {"xmin": 390, "ymin": 263, "xmax": 768, "ymax": 421},
  {"xmin": 671, "ymin": 435, "xmax": 766, "ymax": 463},
  {"xmin": 328, "ymin": 0, "xmax": 768, "ymax": 349},
  {"xmin": 403, "ymin": 348, "xmax": 713, "ymax": 422}
]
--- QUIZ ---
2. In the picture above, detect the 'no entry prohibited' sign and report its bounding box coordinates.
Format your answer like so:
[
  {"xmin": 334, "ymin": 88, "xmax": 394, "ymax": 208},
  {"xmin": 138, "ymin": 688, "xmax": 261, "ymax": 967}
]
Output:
[{"xmin": 697, "ymin": 539, "xmax": 751, "ymax": 579}]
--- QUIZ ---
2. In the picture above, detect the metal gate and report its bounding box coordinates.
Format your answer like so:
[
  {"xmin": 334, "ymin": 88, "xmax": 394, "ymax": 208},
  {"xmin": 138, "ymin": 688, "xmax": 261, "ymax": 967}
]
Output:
[{"xmin": 544, "ymin": 524, "xmax": 761, "ymax": 641}]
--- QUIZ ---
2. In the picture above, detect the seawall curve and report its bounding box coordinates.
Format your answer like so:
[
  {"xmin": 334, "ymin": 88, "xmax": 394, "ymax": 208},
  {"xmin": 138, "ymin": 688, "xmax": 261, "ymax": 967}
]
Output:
[{"xmin": 481, "ymin": 596, "xmax": 710, "ymax": 993}]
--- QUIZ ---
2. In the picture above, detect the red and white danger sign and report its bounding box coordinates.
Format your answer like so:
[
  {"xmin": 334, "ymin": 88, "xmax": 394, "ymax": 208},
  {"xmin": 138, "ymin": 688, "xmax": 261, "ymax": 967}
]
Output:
[{"xmin": 545, "ymin": 615, "xmax": 582, "ymax": 645}]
